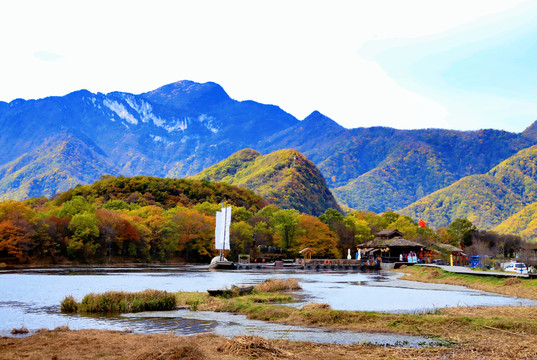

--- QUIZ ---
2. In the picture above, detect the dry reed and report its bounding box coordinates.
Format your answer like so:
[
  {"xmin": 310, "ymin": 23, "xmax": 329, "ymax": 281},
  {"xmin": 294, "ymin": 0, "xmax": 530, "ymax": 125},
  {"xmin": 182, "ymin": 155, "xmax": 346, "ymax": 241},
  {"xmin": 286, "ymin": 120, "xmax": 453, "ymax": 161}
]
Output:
[
  {"xmin": 10, "ymin": 326, "xmax": 28, "ymax": 335},
  {"xmin": 301, "ymin": 302, "xmax": 331, "ymax": 310},
  {"xmin": 218, "ymin": 335, "xmax": 290, "ymax": 359},
  {"xmin": 254, "ymin": 278, "xmax": 301, "ymax": 293}
]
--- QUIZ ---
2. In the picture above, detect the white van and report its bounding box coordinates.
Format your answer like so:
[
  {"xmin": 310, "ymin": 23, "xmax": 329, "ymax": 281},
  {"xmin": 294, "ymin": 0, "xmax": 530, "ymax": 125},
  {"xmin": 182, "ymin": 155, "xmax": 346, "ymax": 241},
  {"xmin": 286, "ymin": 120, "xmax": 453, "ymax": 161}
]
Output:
[{"xmin": 504, "ymin": 262, "xmax": 528, "ymax": 275}]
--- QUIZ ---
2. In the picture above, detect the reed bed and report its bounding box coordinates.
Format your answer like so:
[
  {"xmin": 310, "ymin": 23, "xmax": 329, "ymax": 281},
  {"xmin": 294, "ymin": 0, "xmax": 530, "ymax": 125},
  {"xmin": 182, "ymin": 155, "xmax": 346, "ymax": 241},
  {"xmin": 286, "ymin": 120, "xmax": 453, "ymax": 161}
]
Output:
[
  {"xmin": 61, "ymin": 289, "xmax": 176, "ymax": 314},
  {"xmin": 254, "ymin": 278, "xmax": 301, "ymax": 293}
]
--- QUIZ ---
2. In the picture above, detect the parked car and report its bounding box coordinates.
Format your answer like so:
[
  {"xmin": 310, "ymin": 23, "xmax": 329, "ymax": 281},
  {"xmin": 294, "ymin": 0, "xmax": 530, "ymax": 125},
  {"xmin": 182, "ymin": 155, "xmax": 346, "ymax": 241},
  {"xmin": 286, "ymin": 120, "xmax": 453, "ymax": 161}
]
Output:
[
  {"xmin": 504, "ymin": 262, "xmax": 528, "ymax": 275},
  {"xmin": 432, "ymin": 259, "xmax": 445, "ymax": 265}
]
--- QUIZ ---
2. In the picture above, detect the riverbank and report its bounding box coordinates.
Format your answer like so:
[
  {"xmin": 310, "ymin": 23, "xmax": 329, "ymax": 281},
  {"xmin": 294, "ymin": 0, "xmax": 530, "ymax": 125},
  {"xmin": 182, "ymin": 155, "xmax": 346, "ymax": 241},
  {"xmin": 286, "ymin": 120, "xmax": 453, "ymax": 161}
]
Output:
[
  {"xmin": 2, "ymin": 308, "xmax": 536, "ymax": 360},
  {"xmin": 395, "ymin": 265, "xmax": 537, "ymax": 300}
]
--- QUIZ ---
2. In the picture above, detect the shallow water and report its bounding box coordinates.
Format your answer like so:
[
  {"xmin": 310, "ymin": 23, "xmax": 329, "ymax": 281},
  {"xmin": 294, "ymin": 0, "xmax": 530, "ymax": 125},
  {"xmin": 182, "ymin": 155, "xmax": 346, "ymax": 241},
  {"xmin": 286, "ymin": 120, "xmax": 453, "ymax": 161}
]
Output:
[{"xmin": 1, "ymin": 266, "xmax": 535, "ymax": 345}]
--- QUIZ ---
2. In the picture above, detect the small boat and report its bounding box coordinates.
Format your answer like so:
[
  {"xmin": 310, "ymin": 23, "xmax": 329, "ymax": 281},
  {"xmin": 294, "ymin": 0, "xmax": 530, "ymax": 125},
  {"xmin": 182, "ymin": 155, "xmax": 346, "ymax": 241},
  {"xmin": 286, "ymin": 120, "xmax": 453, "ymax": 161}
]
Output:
[
  {"xmin": 209, "ymin": 205, "xmax": 235, "ymax": 270},
  {"xmin": 209, "ymin": 256, "xmax": 236, "ymax": 270},
  {"xmin": 207, "ymin": 285, "xmax": 254, "ymax": 297}
]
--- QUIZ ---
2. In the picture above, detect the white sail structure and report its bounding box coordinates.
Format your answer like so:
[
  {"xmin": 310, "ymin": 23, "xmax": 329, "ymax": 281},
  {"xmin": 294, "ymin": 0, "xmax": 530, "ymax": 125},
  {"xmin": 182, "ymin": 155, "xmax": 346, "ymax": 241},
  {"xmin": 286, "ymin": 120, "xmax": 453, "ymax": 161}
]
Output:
[
  {"xmin": 210, "ymin": 205, "xmax": 234, "ymax": 269},
  {"xmin": 214, "ymin": 206, "xmax": 231, "ymax": 251}
]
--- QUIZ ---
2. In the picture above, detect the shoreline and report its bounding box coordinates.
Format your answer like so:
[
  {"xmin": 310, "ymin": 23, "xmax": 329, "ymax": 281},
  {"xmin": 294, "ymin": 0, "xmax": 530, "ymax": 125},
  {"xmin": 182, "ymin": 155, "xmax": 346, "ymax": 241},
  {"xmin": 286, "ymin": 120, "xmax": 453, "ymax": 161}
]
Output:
[{"xmin": 393, "ymin": 265, "xmax": 537, "ymax": 300}]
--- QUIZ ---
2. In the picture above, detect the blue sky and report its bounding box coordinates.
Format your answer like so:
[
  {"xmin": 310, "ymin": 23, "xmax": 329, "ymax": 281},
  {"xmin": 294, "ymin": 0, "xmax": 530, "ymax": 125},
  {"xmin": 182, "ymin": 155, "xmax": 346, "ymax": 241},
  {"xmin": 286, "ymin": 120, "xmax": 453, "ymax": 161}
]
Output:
[{"xmin": 1, "ymin": 0, "xmax": 536, "ymax": 132}]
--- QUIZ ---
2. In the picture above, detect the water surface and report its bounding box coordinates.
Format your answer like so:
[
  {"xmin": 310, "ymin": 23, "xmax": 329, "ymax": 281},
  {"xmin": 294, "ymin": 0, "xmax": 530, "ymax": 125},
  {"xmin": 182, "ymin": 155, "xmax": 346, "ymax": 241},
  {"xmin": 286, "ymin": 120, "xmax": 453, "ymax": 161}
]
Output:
[{"xmin": 1, "ymin": 266, "xmax": 535, "ymax": 344}]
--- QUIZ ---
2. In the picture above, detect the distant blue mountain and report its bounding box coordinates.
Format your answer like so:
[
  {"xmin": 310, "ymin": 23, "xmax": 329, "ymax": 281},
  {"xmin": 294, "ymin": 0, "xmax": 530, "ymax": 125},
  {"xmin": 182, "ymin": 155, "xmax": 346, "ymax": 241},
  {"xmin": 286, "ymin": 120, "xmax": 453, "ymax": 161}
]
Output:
[{"xmin": 1, "ymin": 80, "xmax": 536, "ymax": 220}]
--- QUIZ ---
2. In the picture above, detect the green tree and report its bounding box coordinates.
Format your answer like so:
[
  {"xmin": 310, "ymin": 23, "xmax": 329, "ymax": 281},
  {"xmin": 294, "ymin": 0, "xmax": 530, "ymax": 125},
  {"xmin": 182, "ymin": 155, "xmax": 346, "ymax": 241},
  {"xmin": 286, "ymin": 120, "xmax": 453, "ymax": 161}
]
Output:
[
  {"xmin": 68, "ymin": 212, "xmax": 100, "ymax": 260},
  {"xmin": 58, "ymin": 196, "xmax": 95, "ymax": 218},
  {"xmin": 101, "ymin": 200, "xmax": 135, "ymax": 211},
  {"xmin": 193, "ymin": 201, "xmax": 221, "ymax": 216},
  {"xmin": 271, "ymin": 209, "xmax": 300, "ymax": 254},
  {"xmin": 230, "ymin": 221, "xmax": 254, "ymax": 260},
  {"xmin": 251, "ymin": 221, "xmax": 274, "ymax": 249},
  {"xmin": 447, "ymin": 218, "xmax": 477, "ymax": 247},
  {"xmin": 344, "ymin": 217, "xmax": 373, "ymax": 245},
  {"xmin": 256, "ymin": 205, "xmax": 280, "ymax": 220},
  {"xmin": 319, "ymin": 208, "xmax": 344, "ymax": 229},
  {"xmin": 232, "ymin": 207, "xmax": 253, "ymax": 222}
]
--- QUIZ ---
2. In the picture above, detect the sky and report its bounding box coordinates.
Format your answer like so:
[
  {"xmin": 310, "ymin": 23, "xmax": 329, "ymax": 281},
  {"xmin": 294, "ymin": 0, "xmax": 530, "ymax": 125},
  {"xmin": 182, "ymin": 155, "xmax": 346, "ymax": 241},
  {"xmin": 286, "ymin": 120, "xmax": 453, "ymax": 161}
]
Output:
[{"xmin": 1, "ymin": 0, "xmax": 537, "ymax": 132}]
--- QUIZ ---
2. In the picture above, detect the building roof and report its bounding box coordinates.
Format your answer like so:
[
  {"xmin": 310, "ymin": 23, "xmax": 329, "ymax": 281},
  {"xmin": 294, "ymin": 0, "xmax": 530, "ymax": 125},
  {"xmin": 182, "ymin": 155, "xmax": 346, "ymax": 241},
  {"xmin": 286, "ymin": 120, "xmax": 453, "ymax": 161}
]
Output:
[
  {"xmin": 375, "ymin": 229, "xmax": 404, "ymax": 238},
  {"xmin": 359, "ymin": 238, "xmax": 423, "ymax": 248},
  {"xmin": 434, "ymin": 243, "xmax": 464, "ymax": 253}
]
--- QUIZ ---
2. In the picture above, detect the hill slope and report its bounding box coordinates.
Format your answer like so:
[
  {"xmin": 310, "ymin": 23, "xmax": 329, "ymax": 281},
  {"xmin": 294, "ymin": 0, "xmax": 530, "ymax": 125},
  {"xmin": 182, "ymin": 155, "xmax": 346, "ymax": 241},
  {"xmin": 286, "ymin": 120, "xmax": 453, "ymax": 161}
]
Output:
[
  {"xmin": 259, "ymin": 115, "xmax": 536, "ymax": 212},
  {"xmin": 401, "ymin": 145, "xmax": 537, "ymax": 230},
  {"xmin": 494, "ymin": 202, "xmax": 537, "ymax": 239},
  {"xmin": 0, "ymin": 134, "xmax": 117, "ymax": 200},
  {"xmin": 190, "ymin": 149, "xmax": 341, "ymax": 216}
]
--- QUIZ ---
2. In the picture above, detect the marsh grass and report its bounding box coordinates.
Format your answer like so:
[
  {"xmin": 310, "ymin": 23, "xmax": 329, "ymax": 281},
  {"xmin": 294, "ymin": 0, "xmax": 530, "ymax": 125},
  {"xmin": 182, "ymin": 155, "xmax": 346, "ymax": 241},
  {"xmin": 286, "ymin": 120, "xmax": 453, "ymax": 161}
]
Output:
[
  {"xmin": 218, "ymin": 335, "xmax": 290, "ymax": 358},
  {"xmin": 254, "ymin": 278, "xmax": 301, "ymax": 293},
  {"xmin": 11, "ymin": 326, "xmax": 29, "ymax": 335},
  {"xmin": 60, "ymin": 295, "xmax": 78, "ymax": 313},
  {"xmin": 61, "ymin": 289, "xmax": 176, "ymax": 314}
]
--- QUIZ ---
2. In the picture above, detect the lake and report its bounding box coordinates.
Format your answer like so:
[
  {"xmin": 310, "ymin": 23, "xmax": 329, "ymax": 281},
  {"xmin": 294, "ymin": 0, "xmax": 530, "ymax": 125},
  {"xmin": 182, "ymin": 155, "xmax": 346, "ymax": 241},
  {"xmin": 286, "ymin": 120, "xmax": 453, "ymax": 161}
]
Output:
[{"xmin": 1, "ymin": 266, "xmax": 535, "ymax": 345}]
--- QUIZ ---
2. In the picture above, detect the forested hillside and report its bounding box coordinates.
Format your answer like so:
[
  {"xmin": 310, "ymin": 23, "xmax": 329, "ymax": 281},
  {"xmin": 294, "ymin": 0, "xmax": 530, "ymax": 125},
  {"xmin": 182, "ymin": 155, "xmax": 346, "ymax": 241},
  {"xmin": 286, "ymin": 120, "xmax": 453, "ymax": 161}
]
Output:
[
  {"xmin": 190, "ymin": 149, "xmax": 341, "ymax": 216},
  {"xmin": 401, "ymin": 145, "xmax": 537, "ymax": 232},
  {"xmin": 0, "ymin": 176, "xmax": 266, "ymax": 264},
  {"xmin": 259, "ymin": 113, "xmax": 536, "ymax": 212},
  {"xmin": 0, "ymin": 134, "xmax": 117, "ymax": 200}
]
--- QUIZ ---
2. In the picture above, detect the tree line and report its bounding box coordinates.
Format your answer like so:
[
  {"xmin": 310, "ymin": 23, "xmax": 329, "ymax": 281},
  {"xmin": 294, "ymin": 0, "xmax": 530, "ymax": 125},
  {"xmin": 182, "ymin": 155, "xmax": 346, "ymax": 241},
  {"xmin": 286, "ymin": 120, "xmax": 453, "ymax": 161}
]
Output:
[{"xmin": 0, "ymin": 176, "xmax": 531, "ymax": 265}]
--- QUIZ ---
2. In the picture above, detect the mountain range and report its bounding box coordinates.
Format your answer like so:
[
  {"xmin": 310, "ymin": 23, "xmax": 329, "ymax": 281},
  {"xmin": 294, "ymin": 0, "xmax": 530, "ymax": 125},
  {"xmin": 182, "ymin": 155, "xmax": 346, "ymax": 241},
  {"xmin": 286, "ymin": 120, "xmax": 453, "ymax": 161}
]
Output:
[{"xmin": 1, "ymin": 80, "xmax": 537, "ymax": 236}]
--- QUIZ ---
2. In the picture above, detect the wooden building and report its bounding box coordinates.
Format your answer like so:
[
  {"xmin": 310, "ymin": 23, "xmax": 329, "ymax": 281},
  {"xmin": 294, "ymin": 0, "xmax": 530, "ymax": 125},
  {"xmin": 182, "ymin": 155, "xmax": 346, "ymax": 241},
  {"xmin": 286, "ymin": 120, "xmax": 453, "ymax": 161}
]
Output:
[
  {"xmin": 433, "ymin": 243, "xmax": 468, "ymax": 266},
  {"xmin": 357, "ymin": 229, "xmax": 425, "ymax": 263}
]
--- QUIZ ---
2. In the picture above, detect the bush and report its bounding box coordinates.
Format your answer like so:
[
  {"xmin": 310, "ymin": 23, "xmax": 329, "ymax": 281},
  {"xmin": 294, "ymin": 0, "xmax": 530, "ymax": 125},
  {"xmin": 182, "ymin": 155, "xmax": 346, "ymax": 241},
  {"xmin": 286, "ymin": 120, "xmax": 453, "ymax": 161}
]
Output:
[
  {"xmin": 60, "ymin": 295, "xmax": 78, "ymax": 313},
  {"xmin": 61, "ymin": 290, "xmax": 176, "ymax": 313},
  {"xmin": 254, "ymin": 278, "xmax": 301, "ymax": 293}
]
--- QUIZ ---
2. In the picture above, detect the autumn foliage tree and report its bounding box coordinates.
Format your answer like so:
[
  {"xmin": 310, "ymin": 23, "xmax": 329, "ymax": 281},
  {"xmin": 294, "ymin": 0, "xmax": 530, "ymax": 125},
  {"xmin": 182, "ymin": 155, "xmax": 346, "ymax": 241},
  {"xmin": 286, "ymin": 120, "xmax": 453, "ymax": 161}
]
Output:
[{"xmin": 295, "ymin": 214, "xmax": 340, "ymax": 258}]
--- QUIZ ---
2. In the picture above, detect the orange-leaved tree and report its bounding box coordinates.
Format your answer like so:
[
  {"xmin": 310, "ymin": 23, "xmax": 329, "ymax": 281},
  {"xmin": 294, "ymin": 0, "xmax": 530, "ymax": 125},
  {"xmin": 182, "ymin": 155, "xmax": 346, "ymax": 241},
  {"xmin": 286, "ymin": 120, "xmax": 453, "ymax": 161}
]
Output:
[{"xmin": 295, "ymin": 214, "xmax": 341, "ymax": 259}]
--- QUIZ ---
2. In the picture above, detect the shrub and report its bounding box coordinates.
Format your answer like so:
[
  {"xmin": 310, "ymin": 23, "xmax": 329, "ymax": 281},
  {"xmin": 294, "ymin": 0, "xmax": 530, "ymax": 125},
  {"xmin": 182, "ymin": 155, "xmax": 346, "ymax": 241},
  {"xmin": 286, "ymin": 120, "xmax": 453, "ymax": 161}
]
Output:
[
  {"xmin": 60, "ymin": 295, "xmax": 78, "ymax": 313},
  {"xmin": 301, "ymin": 302, "xmax": 331, "ymax": 310},
  {"xmin": 254, "ymin": 278, "xmax": 301, "ymax": 293},
  {"xmin": 62, "ymin": 290, "xmax": 176, "ymax": 314},
  {"xmin": 11, "ymin": 326, "xmax": 29, "ymax": 335}
]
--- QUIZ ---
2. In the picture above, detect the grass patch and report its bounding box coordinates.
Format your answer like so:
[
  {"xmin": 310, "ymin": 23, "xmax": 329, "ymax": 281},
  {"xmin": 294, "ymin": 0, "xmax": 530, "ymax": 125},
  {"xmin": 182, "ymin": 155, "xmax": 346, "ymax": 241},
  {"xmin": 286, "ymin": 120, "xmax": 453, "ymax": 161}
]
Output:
[
  {"xmin": 61, "ymin": 290, "xmax": 176, "ymax": 314},
  {"xmin": 254, "ymin": 278, "xmax": 301, "ymax": 292},
  {"xmin": 397, "ymin": 266, "xmax": 537, "ymax": 300}
]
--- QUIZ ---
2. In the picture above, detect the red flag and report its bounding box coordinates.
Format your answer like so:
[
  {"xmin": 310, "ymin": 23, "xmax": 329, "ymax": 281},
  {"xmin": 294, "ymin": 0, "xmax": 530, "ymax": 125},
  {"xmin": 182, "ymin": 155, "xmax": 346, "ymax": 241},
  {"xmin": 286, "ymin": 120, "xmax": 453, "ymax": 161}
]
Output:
[{"xmin": 418, "ymin": 218, "xmax": 426, "ymax": 228}]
